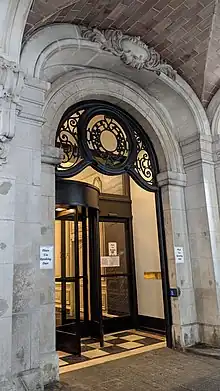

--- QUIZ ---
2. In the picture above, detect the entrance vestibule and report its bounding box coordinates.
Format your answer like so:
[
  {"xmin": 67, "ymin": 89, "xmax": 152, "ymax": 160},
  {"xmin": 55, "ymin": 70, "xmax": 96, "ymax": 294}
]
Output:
[{"xmin": 54, "ymin": 101, "xmax": 172, "ymax": 355}]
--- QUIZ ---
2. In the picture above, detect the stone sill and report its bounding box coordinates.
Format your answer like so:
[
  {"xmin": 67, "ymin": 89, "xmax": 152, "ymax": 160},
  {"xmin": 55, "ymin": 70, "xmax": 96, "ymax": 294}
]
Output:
[{"xmin": 186, "ymin": 344, "xmax": 220, "ymax": 360}]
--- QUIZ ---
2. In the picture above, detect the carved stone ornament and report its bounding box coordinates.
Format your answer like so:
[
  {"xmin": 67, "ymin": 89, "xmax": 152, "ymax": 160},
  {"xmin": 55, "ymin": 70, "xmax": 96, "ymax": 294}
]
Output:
[
  {"xmin": 0, "ymin": 56, "xmax": 24, "ymax": 166},
  {"xmin": 81, "ymin": 27, "xmax": 176, "ymax": 80}
]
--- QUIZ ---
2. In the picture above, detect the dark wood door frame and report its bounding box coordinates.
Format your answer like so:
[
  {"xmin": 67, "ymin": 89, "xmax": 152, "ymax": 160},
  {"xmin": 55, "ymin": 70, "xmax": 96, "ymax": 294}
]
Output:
[{"xmin": 99, "ymin": 215, "xmax": 138, "ymax": 333}]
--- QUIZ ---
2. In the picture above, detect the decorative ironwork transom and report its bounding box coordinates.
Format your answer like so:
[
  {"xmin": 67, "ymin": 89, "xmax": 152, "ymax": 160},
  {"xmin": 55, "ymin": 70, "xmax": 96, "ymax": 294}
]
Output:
[{"xmin": 56, "ymin": 101, "xmax": 158, "ymax": 191}]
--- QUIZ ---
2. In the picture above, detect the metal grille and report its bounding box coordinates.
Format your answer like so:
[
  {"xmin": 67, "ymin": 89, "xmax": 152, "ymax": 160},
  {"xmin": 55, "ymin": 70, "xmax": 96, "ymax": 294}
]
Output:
[{"xmin": 56, "ymin": 101, "xmax": 158, "ymax": 191}]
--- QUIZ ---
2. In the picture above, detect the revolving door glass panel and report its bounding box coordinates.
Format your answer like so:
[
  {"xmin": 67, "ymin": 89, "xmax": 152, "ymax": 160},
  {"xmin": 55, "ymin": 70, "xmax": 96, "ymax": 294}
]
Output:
[{"xmin": 55, "ymin": 205, "xmax": 103, "ymax": 355}]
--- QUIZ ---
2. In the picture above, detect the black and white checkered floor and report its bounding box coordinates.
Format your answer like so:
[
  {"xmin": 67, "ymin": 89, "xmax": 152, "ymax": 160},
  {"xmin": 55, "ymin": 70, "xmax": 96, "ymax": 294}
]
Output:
[{"xmin": 58, "ymin": 330, "xmax": 166, "ymax": 372}]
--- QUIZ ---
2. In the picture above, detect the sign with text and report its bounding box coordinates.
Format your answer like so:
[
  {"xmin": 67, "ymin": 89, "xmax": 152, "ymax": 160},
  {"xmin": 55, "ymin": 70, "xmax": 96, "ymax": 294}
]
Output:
[
  {"xmin": 101, "ymin": 256, "xmax": 120, "ymax": 267},
  {"xmin": 108, "ymin": 242, "xmax": 117, "ymax": 256},
  {"xmin": 174, "ymin": 246, "xmax": 184, "ymax": 264},
  {"xmin": 40, "ymin": 246, "xmax": 53, "ymax": 269}
]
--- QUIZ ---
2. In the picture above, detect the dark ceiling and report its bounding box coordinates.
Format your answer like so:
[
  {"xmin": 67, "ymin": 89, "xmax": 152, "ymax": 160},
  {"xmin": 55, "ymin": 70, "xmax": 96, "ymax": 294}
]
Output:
[{"xmin": 25, "ymin": 0, "xmax": 220, "ymax": 106}]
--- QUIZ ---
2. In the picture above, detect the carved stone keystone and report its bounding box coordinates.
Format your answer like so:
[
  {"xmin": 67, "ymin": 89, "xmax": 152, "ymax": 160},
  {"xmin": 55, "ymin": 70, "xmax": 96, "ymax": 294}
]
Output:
[{"xmin": 81, "ymin": 27, "xmax": 176, "ymax": 80}]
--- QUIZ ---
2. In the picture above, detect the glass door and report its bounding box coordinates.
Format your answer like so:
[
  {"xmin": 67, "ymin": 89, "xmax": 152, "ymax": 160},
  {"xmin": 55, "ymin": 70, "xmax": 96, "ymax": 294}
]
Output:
[
  {"xmin": 99, "ymin": 218, "xmax": 137, "ymax": 333},
  {"xmin": 55, "ymin": 207, "xmax": 82, "ymax": 355},
  {"xmin": 55, "ymin": 206, "xmax": 103, "ymax": 355}
]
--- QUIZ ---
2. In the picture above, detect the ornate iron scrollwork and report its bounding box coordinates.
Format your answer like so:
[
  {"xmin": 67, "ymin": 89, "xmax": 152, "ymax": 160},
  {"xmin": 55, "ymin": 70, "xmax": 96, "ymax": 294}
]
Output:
[
  {"xmin": 128, "ymin": 130, "xmax": 155, "ymax": 188},
  {"xmin": 86, "ymin": 115, "xmax": 129, "ymax": 168},
  {"xmin": 56, "ymin": 110, "xmax": 85, "ymax": 174},
  {"xmin": 55, "ymin": 101, "xmax": 158, "ymax": 191}
]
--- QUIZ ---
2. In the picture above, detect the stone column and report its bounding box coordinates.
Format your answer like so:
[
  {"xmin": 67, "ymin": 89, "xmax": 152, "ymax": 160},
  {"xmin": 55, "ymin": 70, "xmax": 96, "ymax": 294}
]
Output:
[
  {"xmin": 158, "ymin": 171, "xmax": 198, "ymax": 347},
  {"xmin": 213, "ymin": 133, "xmax": 220, "ymax": 215},
  {"xmin": 0, "ymin": 58, "xmax": 46, "ymax": 390},
  {"xmin": 0, "ymin": 56, "xmax": 24, "ymax": 391},
  {"xmin": 181, "ymin": 134, "xmax": 220, "ymax": 345},
  {"xmin": 40, "ymin": 145, "xmax": 62, "ymax": 385}
]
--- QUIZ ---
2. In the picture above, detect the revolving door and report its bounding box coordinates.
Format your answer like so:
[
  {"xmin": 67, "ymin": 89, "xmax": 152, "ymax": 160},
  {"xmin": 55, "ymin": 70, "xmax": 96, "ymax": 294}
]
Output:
[{"xmin": 55, "ymin": 179, "xmax": 103, "ymax": 355}]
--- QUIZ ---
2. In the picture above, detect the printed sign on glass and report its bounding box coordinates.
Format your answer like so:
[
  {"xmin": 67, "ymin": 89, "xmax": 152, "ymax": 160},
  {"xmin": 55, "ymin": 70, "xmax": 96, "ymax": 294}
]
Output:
[
  {"xmin": 101, "ymin": 256, "xmax": 120, "ymax": 267},
  {"xmin": 108, "ymin": 242, "xmax": 117, "ymax": 256}
]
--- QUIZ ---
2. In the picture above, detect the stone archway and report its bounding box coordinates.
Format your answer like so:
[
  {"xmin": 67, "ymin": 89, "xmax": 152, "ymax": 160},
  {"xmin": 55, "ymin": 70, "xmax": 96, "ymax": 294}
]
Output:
[
  {"xmin": 16, "ymin": 23, "xmax": 215, "ymax": 388},
  {"xmin": 39, "ymin": 66, "xmax": 197, "ymax": 359},
  {"xmin": 3, "ymin": 19, "xmax": 220, "ymax": 390}
]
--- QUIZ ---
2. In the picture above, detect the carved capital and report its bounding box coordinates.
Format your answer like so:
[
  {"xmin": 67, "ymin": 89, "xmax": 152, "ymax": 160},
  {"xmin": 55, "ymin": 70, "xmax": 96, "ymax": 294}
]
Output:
[
  {"xmin": 81, "ymin": 27, "xmax": 176, "ymax": 80},
  {"xmin": 41, "ymin": 145, "xmax": 63, "ymax": 166},
  {"xmin": 157, "ymin": 171, "xmax": 187, "ymax": 187},
  {"xmin": 0, "ymin": 56, "xmax": 24, "ymax": 165}
]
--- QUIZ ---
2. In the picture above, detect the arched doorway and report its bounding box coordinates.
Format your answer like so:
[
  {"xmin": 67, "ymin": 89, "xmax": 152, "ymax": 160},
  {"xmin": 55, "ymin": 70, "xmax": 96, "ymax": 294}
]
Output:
[{"xmin": 54, "ymin": 100, "xmax": 172, "ymax": 354}]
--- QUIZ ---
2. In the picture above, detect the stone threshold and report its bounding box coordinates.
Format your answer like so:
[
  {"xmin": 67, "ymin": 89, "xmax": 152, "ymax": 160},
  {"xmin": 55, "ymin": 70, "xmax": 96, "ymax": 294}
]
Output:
[{"xmin": 186, "ymin": 344, "xmax": 220, "ymax": 360}]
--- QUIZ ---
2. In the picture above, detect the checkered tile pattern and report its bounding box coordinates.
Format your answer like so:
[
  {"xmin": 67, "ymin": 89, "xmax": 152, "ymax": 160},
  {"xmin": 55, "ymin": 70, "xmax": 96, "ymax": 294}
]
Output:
[{"xmin": 58, "ymin": 330, "xmax": 164, "ymax": 367}]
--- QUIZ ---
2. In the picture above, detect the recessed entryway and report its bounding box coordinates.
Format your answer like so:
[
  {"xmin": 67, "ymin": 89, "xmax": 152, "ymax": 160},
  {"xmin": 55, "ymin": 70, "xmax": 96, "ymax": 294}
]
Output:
[{"xmin": 54, "ymin": 100, "xmax": 172, "ymax": 357}]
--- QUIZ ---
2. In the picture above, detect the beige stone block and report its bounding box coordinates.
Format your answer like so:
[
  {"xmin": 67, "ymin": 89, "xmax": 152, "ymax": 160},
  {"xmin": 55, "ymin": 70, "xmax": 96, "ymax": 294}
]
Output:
[
  {"xmin": 175, "ymin": 262, "xmax": 194, "ymax": 290},
  {"xmin": 191, "ymin": 257, "xmax": 215, "ymax": 290},
  {"xmin": 195, "ymin": 288, "xmax": 219, "ymax": 324},
  {"xmin": 180, "ymin": 323, "xmax": 199, "ymax": 346},
  {"xmin": 7, "ymin": 147, "xmax": 33, "ymax": 185},
  {"xmin": 40, "ymin": 226, "xmax": 54, "ymax": 245},
  {"xmin": 22, "ymin": 99, "xmax": 44, "ymax": 119},
  {"xmin": 13, "ymin": 264, "xmax": 38, "ymax": 313},
  {"xmin": 32, "ymin": 150, "xmax": 41, "ymax": 186},
  {"xmin": 189, "ymin": 233, "xmax": 212, "ymax": 260},
  {"xmin": 170, "ymin": 209, "xmax": 188, "ymax": 234},
  {"xmin": 0, "ymin": 220, "xmax": 14, "ymax": 264},
  {"xmin": 41, "ymin": 196, "xmax": 49, "ymax": 225},
  {"xmin": 22, "ymin": 81, "xmax": 45, "ymax": 103},
  {"xmin": 14, "ymin": 120, "xmax": 41, "ymax": 151},
  {"xmin": 167, "ymin": 256, "xmax": 177, "ymax": 286},
  {"xmin": 199, "ymin": 323, "xmax": 220, "ymax": 346},
  {"xmin": 27, "ymin": 185, "xmax": 41, "ymax": 223},
  {"xmin": 210, "ymin": 235, "xmax": 220, "ymax": 264},
  {"xmin": 185, "ymin": 165, "xmax": 203, "ymax": 186},
  {"xmin": 40, "ymin": 304, "xmax": 56, "ymax": 354},
  {"xmin": 185, "ymin": 183, "xmax": 206, "ymax": 210},
  {"xmin": 15, "ymin": 183, "xmax": 29, "ymax": 222},
  {"xmin": 170, "ymin": 298, "xmax": 180, "ymax": 326},
  {"xmin": 48, "ymin": 196, "xmax": 55, "ymax": 221},
  {"xmin": 12, "ymin": 314, "xmax": 31, "ymax": 374},
  {"xmin": 0, "ymin": 317, "xmax": 12, "ymax": 376},
  {"xmin": 41, "ymin": 195, "xmax": 55, "ymax": 227},
  {"xmin": 41, "ymin": 169, "xmax": 55, "ymax": 197},
  {"xmin": 0, "ymin": 263, "xmax": 13, "ymax": 318},
  {"xmin": 39, "ymin": 272, "xmax": 55, "ymax": 305},
  {"xmin": 14, "ymin": 222, "xmax": 40, "ymax": 265},
  {"xmin": 168, "ymin": 187, "xmax": 186, "ymax": 211},
  {"xmin": 207, "ymin": 207, "xmax": 220, "ymax": 233},
  {"xmin": 205, "ymin": 182, "xmax": 219, "ymax": 208},
  {"xmin": 186, "ymin": 207, "xmax": 209, "ymax": 234},
  {"xmin": 14, "ymin": 368, "xmax": 43, "ymax": 391},
  {"xmin": 172, "ymin": 323, "xmax": 182, "ymax": 347},
  {"xmin": 0, "ymin": 378, "xmax": 16, "ymax": 391},
  {"xmin": 0, "ymin": 178, "xmax": 15, "ymax": 220},
  {"xmin": 179, "ymin": 288, "xmax": 197, "ymax": 325},
  {"xmin": 30, "ymin": 310, "xmax": 40, "ymax": 368},
  {"xmin": 40, "ymin": 351, "xmax": 59, "ymax": 385}
]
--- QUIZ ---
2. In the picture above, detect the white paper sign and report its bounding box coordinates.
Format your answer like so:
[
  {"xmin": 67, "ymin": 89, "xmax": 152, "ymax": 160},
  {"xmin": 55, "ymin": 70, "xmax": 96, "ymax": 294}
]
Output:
[
  {"xmin": 40, "ymin": 246, "xmax": 53, "ymax": 269},
  {"xmin": 174, "ymin": 246, "xmax": 184, "ymax": 264},
  {"xmin": 108, "ymin": 242, "xmax": 117, "ymax": 256},
  {"xmin": 101, "ymin": 256, "xmax": 120, "ymax": 267}
]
